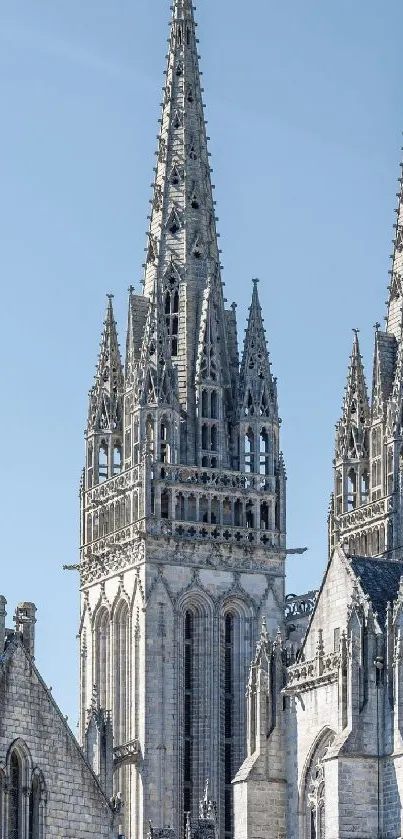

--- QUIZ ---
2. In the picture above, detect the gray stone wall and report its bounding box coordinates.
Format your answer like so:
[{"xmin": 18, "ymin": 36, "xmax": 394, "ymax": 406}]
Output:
[{"xmin": 0, "ymin": 639, "xmax": 114, "ymax": 839}]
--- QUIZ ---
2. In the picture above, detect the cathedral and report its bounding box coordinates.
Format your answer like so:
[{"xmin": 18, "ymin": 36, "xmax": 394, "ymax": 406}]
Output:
[{"xmin": 2, "ymin": 1, "xmax": 403, "ymax": 838}]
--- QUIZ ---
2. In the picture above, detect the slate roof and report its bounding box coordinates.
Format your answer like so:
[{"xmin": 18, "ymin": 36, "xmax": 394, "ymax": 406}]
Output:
[{"xmin": 350, "ymin": 556, "xmax": 403, "ymax": 626}]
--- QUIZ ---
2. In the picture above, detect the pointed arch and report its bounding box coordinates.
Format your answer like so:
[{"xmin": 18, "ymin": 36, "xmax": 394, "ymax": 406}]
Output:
[
  {"xmin": 299, "ymin": 728, "xmax": 336, "ymax": 839},
  {"xmin": 29, "ymin": 769, "xmax": 47, "ymax": 839},
  {"xmin": 94, "ymin": 606, "xmax": 110, "ymax": 710},
  {"xmin": 6, "ymin": 740, "xmax": 32, "ymax": 839},
  {"xmin": 114, "ymin": 600, "xmax": 130, "ymax": 745}
]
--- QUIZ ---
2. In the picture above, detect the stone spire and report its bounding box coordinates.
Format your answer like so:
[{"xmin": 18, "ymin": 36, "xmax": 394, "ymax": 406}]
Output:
[
  {"xmin": 239, "ymin": 279, "xmax": 278, "ymax": 419},
  {"xmin": 335, "ymin": 331, "xmax": 370, "ymax": 461},
  {"xmin": 88, "ymin": 295, "xmax": 124, "ymax": 434},
  {"xmin": 141, "ymin": 0, "xmax": 227, "ymax": 435},
  {"xmin": 386, "ymin": 154, "xmax": 403, "ymax": 340}
]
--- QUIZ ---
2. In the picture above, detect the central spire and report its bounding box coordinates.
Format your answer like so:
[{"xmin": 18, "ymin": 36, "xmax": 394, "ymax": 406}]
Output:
[
  {"xmin": 141, "ymin": 0, "xmax": 228, "ymax": 455},
  {"xmin": 143, "ymin": 0, "xmax": 220, "ymax": 304}
]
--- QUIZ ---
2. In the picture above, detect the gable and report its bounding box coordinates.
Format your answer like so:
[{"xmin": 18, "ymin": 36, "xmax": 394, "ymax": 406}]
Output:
[{"xmin": 0, "ymin": 641, "xmax": 113, "ymax": 839}]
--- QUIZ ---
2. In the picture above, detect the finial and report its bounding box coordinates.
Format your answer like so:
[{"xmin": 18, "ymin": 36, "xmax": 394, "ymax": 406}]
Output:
[
  {"xmin": 352, "ymin": 328, "xmax": 360, "ymax": 337},
  {"xmin": 374, "ymin": 321, "xmax": 381, "ymax": 332},
  {"xmin": 106, "ymin": 293, "xmax": 114, "ymax": 300},
  {"xmin": 128, "ymin": 285, "xmax": 135, "ymax": 295},
  {"xmin": 252, "ymin": 277, "xmax": 260, "ymax": 285}
]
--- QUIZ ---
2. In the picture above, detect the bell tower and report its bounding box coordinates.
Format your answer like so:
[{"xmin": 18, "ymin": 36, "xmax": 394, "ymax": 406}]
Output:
[{"xmin": 78, "ymin": 4, "xmax": 287, "ymax": 839}]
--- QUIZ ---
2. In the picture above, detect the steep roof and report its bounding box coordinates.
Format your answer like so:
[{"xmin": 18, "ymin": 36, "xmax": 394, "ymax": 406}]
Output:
[{"xmin": 350, "ymin": 555, "xmax": 403, "ymax": 626}]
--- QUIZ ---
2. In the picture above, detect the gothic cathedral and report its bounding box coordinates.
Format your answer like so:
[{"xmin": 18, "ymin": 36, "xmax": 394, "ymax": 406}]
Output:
[{"xmin": 79, "ymin": 2, "xmax": 286, "ymax": 838}]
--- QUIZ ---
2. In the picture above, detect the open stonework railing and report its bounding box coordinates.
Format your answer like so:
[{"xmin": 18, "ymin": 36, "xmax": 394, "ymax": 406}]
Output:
[
  {"xmin": 146, "ymin": 518, "xmax": 283, "ymax": 548},
  {"xmin": 113, "ymin": 739, "xmax": 141, "ymax": 769},
  {"xmin": 285, "ymin": 649, "xmax": 341, "ymax": 694},
  {"xmin": 153, "ymin": 462, "xmax": 276, "ymax": 494},
  {"xmin": 336, "ymin": 496, "xmax": 390, "ymax": 532},
  {"xmin": 85, "ymin": 466, "xmax": 142, "ymax": 507}
]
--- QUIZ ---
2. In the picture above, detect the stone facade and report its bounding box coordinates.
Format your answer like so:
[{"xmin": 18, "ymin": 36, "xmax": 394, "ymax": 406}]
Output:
[
  {"xmin": 0, "ymin": 599, "xmax": 115, "ymax": 839},
  {"xmin": 233, "ymin": 124, "xmax": 403, "ymax": 837}
]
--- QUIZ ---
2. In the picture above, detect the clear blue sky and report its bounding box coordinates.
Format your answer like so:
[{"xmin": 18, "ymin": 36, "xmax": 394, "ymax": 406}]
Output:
[{"xmin": 0, "ymin": 0, "xmax": 402, "ymax": 729}]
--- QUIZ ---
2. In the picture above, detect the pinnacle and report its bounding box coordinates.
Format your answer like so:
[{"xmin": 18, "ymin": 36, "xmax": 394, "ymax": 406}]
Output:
[
  {"xmin": 335, "ymin": 330, "xmax": 369, "ymax": 460},
  {"xmin": 239, "ymin": 280, "xmax": 278, "ymax": 419},
  {"xmin": 87, "ymin": 296, "xmax": 124, "ymax": 434}
]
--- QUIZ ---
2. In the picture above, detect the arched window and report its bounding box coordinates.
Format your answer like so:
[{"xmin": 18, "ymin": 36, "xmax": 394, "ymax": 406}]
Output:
[
  {"xmin": 335, "ymin": 471, "xmax": 342, "ymax": 515},
  {"xmin": 211, "ymin": 425, "xmax": 218, "ymax": 452},
  {"xmin": 184, "ymin": 611, "xmax": 194, "ymax": 815},
  {"xmin": 380, "ymin": 524, "xmax": 385, "ymax": 553},
  {"xmin": 361, "ymin": 470, "xmax": 369, "ymax": 505},
  {"xmin": 9, "ymin": 751, "xmax": 21, "ymax": 839},
  {"xmin": 234, "ymin": 499, "xmax": 242, "ymax": 527},
  {"xmin": 115, "ymin": 604, "xmax": 129, "ymax": 746},
  {"xmin": 260, "ymin": 501, "xmax": 269, "ymax": 530},
  {"xmin": 146, "ymin": 417, "xmax": 154, "ymax": 458},
  {"xmin": 201, "ymin": 390, "xmax": 209, "ymax": 418},
  {"xmin": 29, "ymin": 771, "xmax": 45, "ymax": 839},
  {"xmin": 211, "ymin": 391, "xmax": 218, "ymax": 419},
  {"xmin": 161, "ymin": 490, "xmax": 169, "ymax": 519},
  {"xmin": 86, "ymin": 514, "xmax": 93, "ymax": 544},
  {"xmin": 133, "ymin": 420, "xmax": 139, "ymax": 466},
  {"xmin": 305, "ymin": 733, "xmax": 335, "ymax": 839},
  {"xmin": 259, "ymin": 429, "xmax": 269, "ymax": 475},
  {"xmin": 224, "ymin": 614, "xmax": 234, "ymax": 839},
  {"xmin": 246, "ymin": 501, "xmax": 254, "ymax": 529},
  {"xmin": 98, "ymin": 443, "xmax": 108, "ymax": 483},
  {"xmin": 113, "ymin": 444, "xmax": 122, "ymax": 476},
  {"xmin": 347, "ymin": 469, "xmax": 357, "ymax": 510},
  {"xmin": 164, "ymin": 283, "xmax": 179, "ymax": 357},
  {"xmin": 244, "ymin": 429, "xmax": 255, "ymax": 473},
  {"xmin": 95, "ymin": 609, "xmax": 110, "ymax": 710},
  {"xmin": 160, "ymin": 421, "xmax": 171, "ymax": 464}
]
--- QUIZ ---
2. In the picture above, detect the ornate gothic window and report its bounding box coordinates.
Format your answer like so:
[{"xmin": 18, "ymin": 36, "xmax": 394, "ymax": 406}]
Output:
[
  {"xmin": 244, "ymin": 429, "xmax": 255, "ymax": 473},
  {"xmin": 164, "ymin": 272, "xmax": 180, "ymax": 357},
  {"xmin": 113, "ymin": 444, "xmax": 122, "ymax": 476},
  {"xmin": 115, "ymin": 603, "xmax": 129, "ymax": 745},
  {"xmin": 98, "ymin": 442, "xmax": 108, "ymax": 483},
  {"xmin": 347, "ymin": 469, "xmax": 357, "ymax": 511},
  {"xmin": 184, "ymin": 611, "xmax": 194, "ymax": 815},
  {"xmin": 224, "ymin": 614, "xmax": 234, "ymax": 839},
  {"xmin": 160, "ymin": 420, "xmax": 171, "ymax": 464},
  {"xmin": 95, "ymin": 609, "xmax": 110, "ymax": 710},
  {"xmin": 8, "ymin": 751, "xmax": 21, "ymax": 839},
  {"xmin": 305, "ymin": 733, "xmax": 334, "ymax": 839},
  {"xmin": 29, "ymin": 771, "xmax": 46, "ymax": 839},
  {"xmin": 259, "ymin": 429, "xmax": 270, "ymax": 475}
]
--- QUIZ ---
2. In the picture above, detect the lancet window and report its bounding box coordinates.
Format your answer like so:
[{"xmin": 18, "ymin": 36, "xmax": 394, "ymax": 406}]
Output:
[
  {"xmin": 9, "ymin": 751, "xmax": 21, "ymax": 839},
  {"xmin": 115, "ymin": 603, "xmax": 129, "ymax": 745},
  {"xmin": 113, "ymin": 444, "xmax": 122, "ymax": 476},
  {"xmin": 29, "ymin": 771, "xmax": 45, "ymax": 839},
  {"xmin": 259, "ymin": 429, "xmax": 270, "ymax": 475},
  {"xmin": 98, "ymin": 442, "xmax": 108, "ymax": 483},
  {"xmin": 160, "ymin": 420, "xmax": 171, "ymax": 464},
  {"xmin": 371, "ymin": 425, "xmax": 382, "ymax": 500},
  {"xmin": 184, "ymin": 612, "xmax": 194, "ymax": 815},
  {"xmin": 347, "ymin": 469, "xmax": 357, "ymax": 511},
  {"xmin": 244, "ymin": 429, "xmax": 255, "ymax": 473},
  {"xmin": 95, "ymin": 609, "xmax": 110, "ymax": 710},
  {"xmin": 224, "ymin": 614, "xmax": 234, "ymax": 839},
  {"xmin": 164, "ymin": 271, "xmax": 180, "ymax": 357}
]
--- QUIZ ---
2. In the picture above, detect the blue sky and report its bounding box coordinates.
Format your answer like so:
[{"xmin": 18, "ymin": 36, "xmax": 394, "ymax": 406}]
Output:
[{"xmin": 0, "ymin": 0, "xmax": 402, "ymax": 729}]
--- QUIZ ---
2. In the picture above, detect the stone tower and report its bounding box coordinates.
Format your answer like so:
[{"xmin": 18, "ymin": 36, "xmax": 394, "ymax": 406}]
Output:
[
  {"xmin": 79, "ymin": 3, "xmax": 286, "ymax": 839},
  {"xmin": 329, "ymin": 151, "xmax": 403, "ymax": 559}
]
